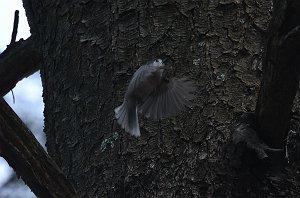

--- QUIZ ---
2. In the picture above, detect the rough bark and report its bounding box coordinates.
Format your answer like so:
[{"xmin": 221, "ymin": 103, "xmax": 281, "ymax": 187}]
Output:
[
  {"xmin": 0, "ymin": 98, "xmax": 78, "ymax": 198},
  {"xmin": 23, "ymin": 0, "xmax": 300, "ymax": 197},
  {"xmin": 255, "ymin": 0, "xmax": 300, "ymax": 148}
]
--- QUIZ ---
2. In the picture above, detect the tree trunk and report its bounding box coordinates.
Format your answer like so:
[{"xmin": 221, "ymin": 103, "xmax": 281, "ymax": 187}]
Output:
[
  {"xmin": 23, "ymin": 0, "xmax": 299, "ymax": 197},
  {"xmin": 255, "ymin": 0, "xmax": 300, "ymax": 148}
]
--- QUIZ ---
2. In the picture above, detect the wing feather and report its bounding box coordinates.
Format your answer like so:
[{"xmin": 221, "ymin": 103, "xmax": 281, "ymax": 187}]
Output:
[{"xmin": 138, "ymin": 77, "xmax": 196, "ymax": 119}]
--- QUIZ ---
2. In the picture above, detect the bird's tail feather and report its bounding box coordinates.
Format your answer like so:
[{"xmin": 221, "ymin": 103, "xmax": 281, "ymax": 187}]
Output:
[{"xmin": 114, "ymin": 99, "xmax": 140, "ymax": 137}]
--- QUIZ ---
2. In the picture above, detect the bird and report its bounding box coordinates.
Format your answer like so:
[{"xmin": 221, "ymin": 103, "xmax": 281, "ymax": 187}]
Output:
[{"xmin": 114, "ymin": 59, "xmax": 196, "ymax": 137}]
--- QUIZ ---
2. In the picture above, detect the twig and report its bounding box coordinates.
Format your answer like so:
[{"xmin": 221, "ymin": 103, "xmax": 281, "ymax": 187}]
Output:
[
  {"xmin": 10, "ymin": 10, "xmax": 19, "ymax": 45},
  {"xmin": 11, "ymin": 89, "xmax": 15, "ymax": 104},
  {"xmin": 7, "ymin": 10, "xmax": 20, "ymax": 99}
]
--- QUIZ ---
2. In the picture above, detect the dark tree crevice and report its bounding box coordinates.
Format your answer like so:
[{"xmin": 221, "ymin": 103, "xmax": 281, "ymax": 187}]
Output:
[{"xmin": 255, "ymin": 0, "xmax": 300, "ymax": 148}]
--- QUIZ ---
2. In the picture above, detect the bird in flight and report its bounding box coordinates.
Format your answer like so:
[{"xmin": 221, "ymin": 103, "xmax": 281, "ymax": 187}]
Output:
[{"xmin": 114, "ymin": 59, "xmax": 196, "ymax": 137}]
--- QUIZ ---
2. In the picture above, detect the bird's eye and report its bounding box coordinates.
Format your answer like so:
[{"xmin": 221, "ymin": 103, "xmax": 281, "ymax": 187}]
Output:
[{"xmin": 155, "ymin": 59, "xmax": 159, "ymax": 62}]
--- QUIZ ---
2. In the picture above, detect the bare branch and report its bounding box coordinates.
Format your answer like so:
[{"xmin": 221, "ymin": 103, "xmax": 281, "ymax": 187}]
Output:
[
  {"xmin": 0, "ymin": 36, "xmax": 40, "ymax": 96},
  {"xmin": 0, "ymin": 98, "xmax": 78, "ymax": 198}
]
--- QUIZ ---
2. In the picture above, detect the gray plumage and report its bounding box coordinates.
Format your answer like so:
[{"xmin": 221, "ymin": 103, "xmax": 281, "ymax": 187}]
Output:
[{"xmin": 114, "ymin": 59, "xmax": 196, "ymax": 137}]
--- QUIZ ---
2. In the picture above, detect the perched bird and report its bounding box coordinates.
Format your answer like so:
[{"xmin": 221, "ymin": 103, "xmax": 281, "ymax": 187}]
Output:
[{"xmin": 114, "ymin": 59, "xmax": 196, "ymax": 137}]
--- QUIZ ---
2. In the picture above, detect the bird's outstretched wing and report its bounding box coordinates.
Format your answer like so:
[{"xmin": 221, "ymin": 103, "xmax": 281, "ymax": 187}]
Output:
[{"xmin": 138, "ymin": 77, "xmax": 196, "ymax": 119}]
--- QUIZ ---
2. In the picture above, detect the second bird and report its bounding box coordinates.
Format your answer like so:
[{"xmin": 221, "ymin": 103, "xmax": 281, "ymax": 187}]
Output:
[{"xmin": 114, "ymin": 59, "xmax": 196, "ymax": 137}]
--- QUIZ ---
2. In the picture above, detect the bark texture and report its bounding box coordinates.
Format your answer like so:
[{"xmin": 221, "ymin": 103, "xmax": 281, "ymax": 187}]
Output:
[{"xmin": 24, "ymin": 0, "xmax": 300, "ymax": 197}]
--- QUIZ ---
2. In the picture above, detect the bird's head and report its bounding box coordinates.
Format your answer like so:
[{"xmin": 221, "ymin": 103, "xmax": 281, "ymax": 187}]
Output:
[{"xmin": 151, "ymin": 59, "xmax": 165, "ymax": 68}]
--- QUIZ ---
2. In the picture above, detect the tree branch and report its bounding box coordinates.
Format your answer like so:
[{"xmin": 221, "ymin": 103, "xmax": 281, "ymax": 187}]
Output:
[
  {"xmin": 255, "ymin": 0, "xmax": 300, "ymax": 148},
  {"xmin": 0, "ymin": 98, "xmax": 78, "ymax": 198},
  {"xmin": 0, "ymin": 36, "xmax": 40, "ymax": 96}
]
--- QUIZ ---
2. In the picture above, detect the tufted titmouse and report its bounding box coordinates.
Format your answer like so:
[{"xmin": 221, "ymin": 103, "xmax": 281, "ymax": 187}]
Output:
[{"xmin": 114, "ymin": 59, "xmax": 196, "ymax": 137}]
